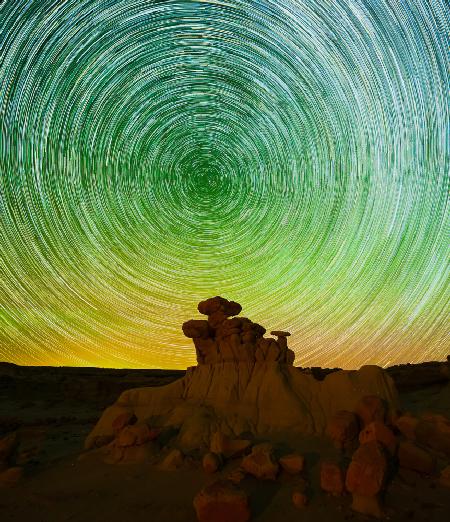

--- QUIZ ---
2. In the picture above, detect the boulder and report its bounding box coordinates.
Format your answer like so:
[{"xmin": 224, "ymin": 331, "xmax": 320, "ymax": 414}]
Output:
[
  {"xmin": 116, "ymin": 423, "xmax": 153, "ymax": 447},
  {"xmin": 320, "ymin": 461, "xmax": 345, "ymax": 496},
  {"xmin": 0, "ymin": 432, "xmax": 18, "ymax": 463},
  {"xmin": 356, "ymin": 395, "xmax": 386, "ymax": 426},
  {"xmin": 112, "ymin": 412, "xmax": 137, "ymax": 434},
  {"xmin": 351, "ymin": 494, "xmax": 383, "ymax": 518},
  {"xmin": 439, "ymin": 465, "xmax": 450, "ymax": 489},
  {"xmin": 346, "ymin": 442, "xmax": 387, "ymax": 496},
  {"xmin": 359, "ymin": 421, "xmax": 397, "ymax": 455},
  {"xmin": 398, "ymin": 441, "xmax": 435, "ymax": 474},
  {"xmin": 241, "ymin": 444, "xmax": 278, "ymax": 480},
  {"xmin": 210, "ymin": 432, "xmax": 251, "ymax": 459},
  {"xmin": 227, "ymin": 468, "xmax": 246, "ymax": 484},
  {"xmin": 0, "ymin": 467, "xmax": 23, "ymax": 487},
  {"xmin": 193, "ymin": 480, "xmax": 250, "ymax": 522},
  {"xmin": 160, "ymin": 449, "xmax": 184, "ymax": 470},
  {"xmin": 395, "ymin": 414, "xmax": 418, "ymax": 440},
  {"xmin": 198, "ymin": 296, "xmax": 242, "ymax": 318},
  {"xmin": 279, "ymin": 453, "xmax": 304, "ymax": 474},
  {"xmin": 326, "ymin": 410, "xmax": 359, "ymax": 450},
  {"xmin": 202, "ymin": 452, "xmax": 222, "ymax": 474},
  {"xmin": 415, "ymin": 414, "xmax": 450, "ymax": 457}
]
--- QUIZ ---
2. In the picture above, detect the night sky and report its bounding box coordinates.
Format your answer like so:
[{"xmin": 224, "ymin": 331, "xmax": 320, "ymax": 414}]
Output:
[{"xmin": 0, "ymin": 0, "xmax": 448, "ymax": 369}]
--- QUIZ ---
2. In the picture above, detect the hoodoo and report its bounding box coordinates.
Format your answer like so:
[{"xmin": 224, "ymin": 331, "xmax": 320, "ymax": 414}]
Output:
[{"xmin": 85, "ymin": 297, "xmax": 398, "ymax": 451}]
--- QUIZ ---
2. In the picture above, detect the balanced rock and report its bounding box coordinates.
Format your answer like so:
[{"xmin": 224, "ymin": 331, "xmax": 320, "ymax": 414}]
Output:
[
  {"xmin": 85, "ymin": 298, "xmax": 398, "ymax": 455},
  {"xmin": 193, "ymin": 480, "xmax": 250, "ymax": 522}
]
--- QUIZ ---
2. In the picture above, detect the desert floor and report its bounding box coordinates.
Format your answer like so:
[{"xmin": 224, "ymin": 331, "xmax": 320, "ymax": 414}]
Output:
[{"xmin": 1, "ymin": 361, "xmax": 449, "ymax": 522}]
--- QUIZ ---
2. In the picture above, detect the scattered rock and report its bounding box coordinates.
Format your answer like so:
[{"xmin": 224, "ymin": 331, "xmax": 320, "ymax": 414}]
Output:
[
  {"xmin": 359, "ymin": 421, "xmax": 397, "ymax": 455},
  {"xmin": 202, "ymin": 452, "xmax": 222, "ymax": 474},
  {"xmin": 160, "ymin": 448, "xmax": 184, "ymax": 470},
  {"xmin": 398, "ymin": 441, "xmax": 435, "ymax": 475},
  {"xmin": 241, "ymin": 444, "xmax": 278, "ymax": 480},
  {"xmin": 279, "ymin": 453, "xmax": 304, "ymax": 474},
  {"xmin": 356, "ymin": 396, "xmax": 386, "ymax": 426},
  {"xmin": 326, "ymin": 410, "xmax": 359, "ymax": 450},
  {"xmin": 193, "ymin": 479, "xmax": 250, "ymax": 522},
  {"xmin": 320, "ymin": 461, "xmax": 345, "ymax": 496}
]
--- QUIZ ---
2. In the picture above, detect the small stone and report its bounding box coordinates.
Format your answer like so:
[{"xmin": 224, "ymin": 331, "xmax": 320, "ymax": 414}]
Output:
[
  {"xmin": 320, "ymin": 461, "xmax": 345, "ymax": 496},
  {"xmin": 292, "ymin": 491, "xmax": 308, "ymax": 508},
  {"xmin": 398, "ymin": 441, "xmax": 435, "ymax": 475},
  {"xmin": 193, "ymin": 479, "xmax": 250, "ymax": 522},
  {"xmin": 270, "ymin": 330, "xmax": 291, "ymax": 337},
  {"xmin": 202, "ymin": 452, "xmax": 222, "ymax": 474},
  {"xmin": 279, "ymin": 453, "xmax": 304, "ymax": 474},
  {"xmin": 160, "ymin": 448, "xmax": 184, "ymax": 470}
]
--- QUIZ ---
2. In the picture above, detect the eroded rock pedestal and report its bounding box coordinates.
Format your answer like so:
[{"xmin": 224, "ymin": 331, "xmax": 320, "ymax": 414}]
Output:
[{"xmin": 85, "ymin": 297, "xmax": 398, "ymax": 451}]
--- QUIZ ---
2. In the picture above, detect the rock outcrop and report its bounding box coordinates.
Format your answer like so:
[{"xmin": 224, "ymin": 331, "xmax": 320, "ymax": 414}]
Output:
[{"xmin": 85, "ymin": 297, "xmax": 398, "ymax": 452}]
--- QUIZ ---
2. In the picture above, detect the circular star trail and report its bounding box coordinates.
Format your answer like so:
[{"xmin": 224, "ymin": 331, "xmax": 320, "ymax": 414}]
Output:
[{"xmin": 0, "ymin": 0, "xmax": 448, "ymax": 369}]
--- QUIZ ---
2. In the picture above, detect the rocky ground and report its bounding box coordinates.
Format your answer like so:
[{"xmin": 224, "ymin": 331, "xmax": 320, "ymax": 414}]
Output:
[{"xmin": 0, "ymin": 359, "xmax": 450, "ymax": 521}]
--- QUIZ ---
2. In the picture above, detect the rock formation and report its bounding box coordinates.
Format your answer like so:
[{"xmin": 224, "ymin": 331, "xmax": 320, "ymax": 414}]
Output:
[{"xmin": 85, "ymin": 297, "xmax": 398, "ymax": 452}]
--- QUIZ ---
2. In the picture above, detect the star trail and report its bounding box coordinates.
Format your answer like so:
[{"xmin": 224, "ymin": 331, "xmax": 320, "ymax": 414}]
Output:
[{"xmin": 0, "ymin": 0, "xmax": 448, "ymax": 369}]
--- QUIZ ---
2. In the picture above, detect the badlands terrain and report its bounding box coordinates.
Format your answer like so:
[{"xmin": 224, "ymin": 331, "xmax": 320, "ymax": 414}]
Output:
[{"xmin": 1, "ymin": 297, "xmax": 450, "ymax": 522}]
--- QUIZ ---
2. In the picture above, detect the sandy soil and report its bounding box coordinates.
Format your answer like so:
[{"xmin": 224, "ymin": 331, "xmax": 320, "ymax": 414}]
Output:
[{"xmin": 1, "ymin": 361, "xmax": 450, "ymax": 522}]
